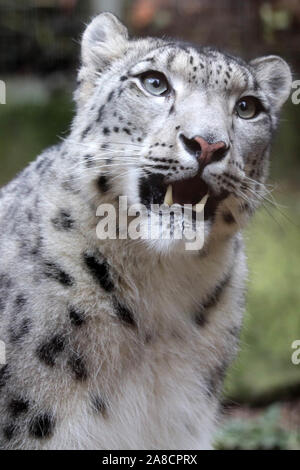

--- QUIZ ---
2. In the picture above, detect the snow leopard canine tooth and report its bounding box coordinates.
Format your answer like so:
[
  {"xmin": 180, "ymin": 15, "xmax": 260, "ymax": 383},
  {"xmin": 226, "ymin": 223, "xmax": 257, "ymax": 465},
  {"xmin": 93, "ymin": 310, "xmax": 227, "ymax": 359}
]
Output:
[
  {"xmin": 164, "ymin": 184, "xmax": 173, "ymax": 206},
  {"xmin": 192, "ymin": 193, "xmax": 209, "ymax": 213}
]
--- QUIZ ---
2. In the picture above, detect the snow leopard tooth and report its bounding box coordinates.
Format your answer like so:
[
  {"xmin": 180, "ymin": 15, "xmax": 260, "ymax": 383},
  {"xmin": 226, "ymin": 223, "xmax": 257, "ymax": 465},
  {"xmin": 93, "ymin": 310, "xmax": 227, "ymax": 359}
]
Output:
[
  {"xmin": 164, "ymin": 184, "xmax": 173, "ymax": 206},
  {"xmin": 193, "ymin": 193, "xmax": 209, "ymax": 212}
]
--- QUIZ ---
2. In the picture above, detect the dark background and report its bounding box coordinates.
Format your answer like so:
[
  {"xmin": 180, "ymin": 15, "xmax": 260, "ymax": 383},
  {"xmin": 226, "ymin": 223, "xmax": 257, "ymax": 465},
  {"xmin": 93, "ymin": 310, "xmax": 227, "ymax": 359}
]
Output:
[{"xmin": 0, "ymin": 0, "xmax": 299, "ymax": 449}]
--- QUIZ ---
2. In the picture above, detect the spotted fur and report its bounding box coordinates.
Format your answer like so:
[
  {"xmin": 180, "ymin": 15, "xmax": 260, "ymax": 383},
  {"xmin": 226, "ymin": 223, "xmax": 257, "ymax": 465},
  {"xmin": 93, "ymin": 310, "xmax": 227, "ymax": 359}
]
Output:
[{"xmin": 0, "ymin": 13, "xmax": 291, "ymax": 449}]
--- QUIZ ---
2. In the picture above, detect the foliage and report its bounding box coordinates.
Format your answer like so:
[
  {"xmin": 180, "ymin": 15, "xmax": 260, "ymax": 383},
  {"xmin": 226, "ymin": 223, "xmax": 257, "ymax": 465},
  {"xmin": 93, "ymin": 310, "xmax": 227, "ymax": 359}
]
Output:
[
  {"xmin": 225, "ymin": 188, "xmax": 300, "ymax": 401},
  {"xmin": 215, "ymin": 405, "xmax": 300, "ymax": 450},
  {"xmin": 0, "ymin": 90, "xmax": 73, "ymax": 187}
]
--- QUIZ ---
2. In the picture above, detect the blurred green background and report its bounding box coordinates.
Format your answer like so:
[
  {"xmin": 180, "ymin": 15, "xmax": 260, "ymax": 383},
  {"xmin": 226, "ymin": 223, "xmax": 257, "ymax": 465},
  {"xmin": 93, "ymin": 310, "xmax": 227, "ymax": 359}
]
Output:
[{"xmin": 0, "ymin": 0, "xmax": 300, "ymax": 449}]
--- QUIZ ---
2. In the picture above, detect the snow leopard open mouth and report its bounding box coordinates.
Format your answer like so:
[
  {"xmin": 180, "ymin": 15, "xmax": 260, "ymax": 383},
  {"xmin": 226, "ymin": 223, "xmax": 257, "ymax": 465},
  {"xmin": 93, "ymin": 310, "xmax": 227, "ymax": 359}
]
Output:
[{"xmin": 139, "ymin": 174, "xmax": 228, "ymax": 221}]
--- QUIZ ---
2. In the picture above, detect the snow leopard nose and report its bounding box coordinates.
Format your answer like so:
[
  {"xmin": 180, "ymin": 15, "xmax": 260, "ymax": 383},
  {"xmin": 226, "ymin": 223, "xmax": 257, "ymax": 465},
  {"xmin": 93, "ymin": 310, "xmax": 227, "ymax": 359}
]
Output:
[{"xmin": 180, "ymin": 134, "xmax": 229, "ymax": 168}]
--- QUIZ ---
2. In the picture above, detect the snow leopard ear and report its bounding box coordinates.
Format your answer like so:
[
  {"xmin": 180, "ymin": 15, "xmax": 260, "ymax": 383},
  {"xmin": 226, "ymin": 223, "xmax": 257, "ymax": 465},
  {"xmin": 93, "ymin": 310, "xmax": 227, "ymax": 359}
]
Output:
[
  {"xmin": 81, "ymin": 13, "xmax": 129, "ymax": 69},
  {"xmin": 250, "ymin": 55, "xmax": 292, "ymax": 111},
  {"xmin": 75, "ymin": 13, "xmax": 129, "ymax": 106}
]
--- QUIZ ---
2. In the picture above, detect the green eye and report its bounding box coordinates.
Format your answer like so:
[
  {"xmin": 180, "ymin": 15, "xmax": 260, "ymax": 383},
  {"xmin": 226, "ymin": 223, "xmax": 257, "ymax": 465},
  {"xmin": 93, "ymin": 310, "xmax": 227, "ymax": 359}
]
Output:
[
  {"xmin": 236, "ymin": 96, "xmax": 263, "ymax": 119},
  {"xmin": 140, "ymin": 71, "xmax": 170, "ymax": 96}
]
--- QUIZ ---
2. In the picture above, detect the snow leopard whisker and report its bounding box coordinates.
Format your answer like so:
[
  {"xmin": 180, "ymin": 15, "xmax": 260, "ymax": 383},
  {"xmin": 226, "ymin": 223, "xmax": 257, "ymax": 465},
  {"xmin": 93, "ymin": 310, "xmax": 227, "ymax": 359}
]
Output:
[
  {"xmin": 72, "ymin": 149, "xmax": 141, "ymax": 159},
  {"xmin": 257, "ymin": 193, "xmax": 298, "ymax": 227},
  {"xmin": 102, "ymin": 141, "xmax": 145, "ymax": 148},
  {"xmin": 66, "ymin": 163, "xmax": 141, "ymax": 183},
  {"xmin": 92, "ymin": 156, "xmax": 140, "ymax": 163},
  {"xmin": 61, "ymin": 141, "xmax": 144, "ymax": 154},
  {"xmin": 93, "ymin": 154, "xmax": 143, "ymax": 162},
  {"xmin": 238, "ymin": 186, "xmax": 294, "ymax": 228},
  {"xmin": 243, "ymin": 176, "xmax": 277, "ymax": 200},
  {"xmin": 242, "ymin": 176, "xmax": 283, "ymax": 207},
  {"xmin": 71, "ymin": 138, "xmax": 145, "ymax": 149},
  {"xmin": 244, "ymin": 184, "xmax": 285, "ymax": 210},
  {"xmin": 69, "ymin": 155, "xmax": 142, "ymax": 169},
  {"xmin": 70, "ymin": 156, "xmax": 140, "ymax": 170},
  {"xmin": 244, "ymin": 176, "xmax": 274, "ymax": 190},
  {"xmin": 260, "ymin": 201, "xmax": 287, "ymax": 230},
  {"xmin": 68, "ymin": 164, "xmax": 139, "ymax": 180}
]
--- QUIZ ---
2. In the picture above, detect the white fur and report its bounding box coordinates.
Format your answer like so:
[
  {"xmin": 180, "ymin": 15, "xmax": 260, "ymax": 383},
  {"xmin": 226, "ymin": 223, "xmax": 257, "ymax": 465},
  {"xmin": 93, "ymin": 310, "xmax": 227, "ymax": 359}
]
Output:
[{"xmin": 0, "ymin": 13, "xmax": 291, "ymax": 450}]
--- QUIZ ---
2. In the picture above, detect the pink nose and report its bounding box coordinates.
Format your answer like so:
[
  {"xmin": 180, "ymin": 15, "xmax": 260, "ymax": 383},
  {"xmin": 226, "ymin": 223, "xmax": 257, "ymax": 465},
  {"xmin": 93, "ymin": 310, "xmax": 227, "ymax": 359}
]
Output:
[{"xmin": 193, "ymin": 136, "xmax": 228, "ymax": 167}]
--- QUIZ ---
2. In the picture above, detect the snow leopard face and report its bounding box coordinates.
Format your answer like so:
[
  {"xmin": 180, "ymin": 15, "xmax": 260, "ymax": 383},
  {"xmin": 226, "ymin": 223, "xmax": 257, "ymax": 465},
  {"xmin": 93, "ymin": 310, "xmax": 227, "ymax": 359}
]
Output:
[{"xmin": 73, "ymin": 13, "xmax": 291, "ymax": 252}]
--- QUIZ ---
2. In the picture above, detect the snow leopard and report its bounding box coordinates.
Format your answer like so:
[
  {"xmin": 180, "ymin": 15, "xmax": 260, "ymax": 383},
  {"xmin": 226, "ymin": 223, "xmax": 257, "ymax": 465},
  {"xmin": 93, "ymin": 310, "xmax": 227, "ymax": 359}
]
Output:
[{"xmin": 0, "ymin": 13, "xmax": 292, "ymax": 449}]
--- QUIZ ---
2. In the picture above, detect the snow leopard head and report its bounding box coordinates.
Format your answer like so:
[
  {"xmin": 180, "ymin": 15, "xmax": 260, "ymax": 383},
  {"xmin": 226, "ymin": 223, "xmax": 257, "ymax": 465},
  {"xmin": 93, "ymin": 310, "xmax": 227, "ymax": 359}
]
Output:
[{"xmin": 72, "ymin": 13, "xmax": 292, "ymax": 252}]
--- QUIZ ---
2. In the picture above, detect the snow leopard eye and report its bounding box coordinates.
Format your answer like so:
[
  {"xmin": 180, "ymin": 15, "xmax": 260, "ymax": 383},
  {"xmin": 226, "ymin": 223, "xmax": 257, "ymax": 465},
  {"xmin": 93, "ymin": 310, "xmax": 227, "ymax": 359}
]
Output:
[
  {"xmin": 140, "ymin": 71, "xmax": 170, "ymax": 96},
  {"xmin": 235, "ymin": 96, "xmax": 263, "ymax": 119}
]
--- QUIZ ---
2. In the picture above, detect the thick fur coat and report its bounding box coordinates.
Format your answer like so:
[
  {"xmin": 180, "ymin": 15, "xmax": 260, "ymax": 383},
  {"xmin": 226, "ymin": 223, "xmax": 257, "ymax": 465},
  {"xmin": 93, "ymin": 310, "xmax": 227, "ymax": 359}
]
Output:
[{"xmin": 0, "ymin": 13, "xmax": 291, "ymax": 449}]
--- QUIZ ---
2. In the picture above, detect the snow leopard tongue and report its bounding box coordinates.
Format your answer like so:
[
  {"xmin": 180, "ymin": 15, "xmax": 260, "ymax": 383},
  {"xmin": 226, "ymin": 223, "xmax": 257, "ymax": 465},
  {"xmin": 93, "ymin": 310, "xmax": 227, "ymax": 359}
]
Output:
[{"xmin": 172, "ymin": 175, "xmax": 209, "ymax": 206}]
